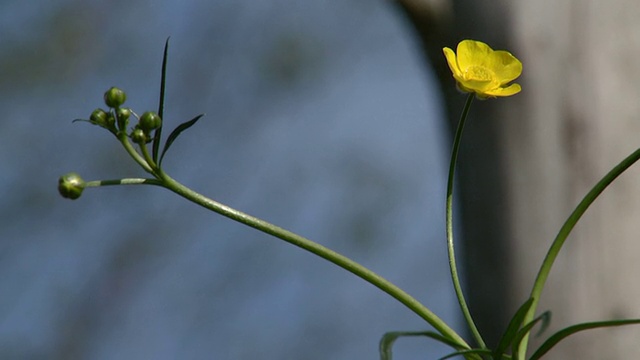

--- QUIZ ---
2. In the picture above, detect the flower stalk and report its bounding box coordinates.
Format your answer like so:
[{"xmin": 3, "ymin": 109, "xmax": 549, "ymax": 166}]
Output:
[{"xmin": 446, "ymin": 93, "xmax": 486, "ymax": 349}]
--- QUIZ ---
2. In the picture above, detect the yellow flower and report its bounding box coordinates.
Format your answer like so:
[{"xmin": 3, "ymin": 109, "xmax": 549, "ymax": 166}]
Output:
[{"xmin": 443, "ymin": 39, "xmax": 522, "ymax": 98}]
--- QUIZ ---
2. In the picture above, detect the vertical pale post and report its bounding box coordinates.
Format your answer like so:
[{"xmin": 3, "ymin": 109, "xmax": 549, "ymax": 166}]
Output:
[
  {"xmin": 395, "ymin": 0, "xmax": 640, "ymax": 357},
  {"xmin": 506, "ymin": 0, "xmax": 640, "ymax": 358}
]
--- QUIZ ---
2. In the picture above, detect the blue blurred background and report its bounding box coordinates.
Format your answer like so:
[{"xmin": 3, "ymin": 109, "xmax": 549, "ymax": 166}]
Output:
[{"xmin": 0, "ymin": 1, "xmax": 463, "ymax": 358}]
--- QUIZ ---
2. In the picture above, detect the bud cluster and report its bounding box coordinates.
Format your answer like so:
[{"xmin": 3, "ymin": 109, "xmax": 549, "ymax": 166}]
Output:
[{"xmin": 82, "ymin": 87, "xmax": 162, "ymax": 144}]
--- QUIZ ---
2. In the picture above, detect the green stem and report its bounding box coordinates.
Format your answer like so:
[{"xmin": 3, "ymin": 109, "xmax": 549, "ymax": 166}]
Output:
[
  {"xmin": 117, "ymin": 132, "xmax": 155, "ymax": 174},
  {"xmin": 446, "ymin": 93, "xmax": 485, "ymax": 349},
  {"xmin": 517, "ymin": 147, "xmax": 640, "ymax": 359},
  {"xmin": 154, "ymin": 168, "xmax": 472, "ymax": 351},
  {"xmin": 139, "ymin": 141, "xmax": 160, "ymax": 174},
  {"xmin": 85, "ymin": 178, "xmax": 163, "ymax": 187}
]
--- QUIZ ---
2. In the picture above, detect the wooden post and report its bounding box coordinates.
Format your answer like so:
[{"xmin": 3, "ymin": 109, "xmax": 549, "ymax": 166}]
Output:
[{"xmin": 394, "ymin": 0, "xmax": 640, "ymax": 357}]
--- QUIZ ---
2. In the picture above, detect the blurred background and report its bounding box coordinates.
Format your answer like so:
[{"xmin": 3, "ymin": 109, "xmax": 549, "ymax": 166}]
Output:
[{"xmin": 0, "ymin": 1, "xmax": 462, "ymax": 359}]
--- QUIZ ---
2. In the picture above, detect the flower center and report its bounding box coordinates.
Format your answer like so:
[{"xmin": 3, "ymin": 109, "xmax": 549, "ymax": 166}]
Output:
[{"xmin": 463, "ymin": 65, "xmax": 494, "ymax": 82}]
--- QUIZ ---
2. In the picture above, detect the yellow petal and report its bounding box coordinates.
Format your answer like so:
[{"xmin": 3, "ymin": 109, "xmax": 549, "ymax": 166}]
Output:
[
  {"xmin": 443, "ymin": 47, "xmax": 462, "ymax": 79},
  {"xmin": 484, "ymin": 83, "xmax": 521, "ymax": 97},
  {"xmin": 488, "ymin": 50, "xmax": 523, "ymax": 85},
  {"xmin": 456, "ymin": 40, "xmax": 493, "ymax": 73}
]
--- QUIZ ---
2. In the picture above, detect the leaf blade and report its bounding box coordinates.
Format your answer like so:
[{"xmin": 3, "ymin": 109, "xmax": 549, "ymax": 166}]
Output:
[
  {"xmin": 159, "ymin": 114, "xmax": 205, "ymax": 165},
  {"xmin": 511, "ymin": 310, "xmax": 551, "ymax": 360},
  {"xmin": 529, "ymin": 318, "xmax": 640, "ymax": 360},
  {"xmin": 493, "ymin": 298, "xmax": 534, "ymax": 358},
  {"xmin": 153, "ymin": 37, "xmax": 170, "ymax": 163}
]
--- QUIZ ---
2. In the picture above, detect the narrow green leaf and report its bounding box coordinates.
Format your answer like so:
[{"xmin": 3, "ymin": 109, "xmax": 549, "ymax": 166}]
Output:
[
  {"xmin": 520, "ymin": 147, "xmax": 640, "ymax": 356},
  {"xmin": 511, "ymin": 311, "xmax": 551, "ymax": 360},
  {"xmin": 529, "ymin": 318, "xmax": 640, "ymax": 360},
  {"xmin": 153, "ymin": 37, "xmax": 170, "ymax": 163},
  {"xmin": 379, "ymin": 331, "xmax": 463, "ymax": 360},
  {"xmin": 493, "ymin": 298, "xmax": 534, "ymax": 358},
  {"xmin": 159, "ymin": 114, "xmax": 204, "ymax": 165}
]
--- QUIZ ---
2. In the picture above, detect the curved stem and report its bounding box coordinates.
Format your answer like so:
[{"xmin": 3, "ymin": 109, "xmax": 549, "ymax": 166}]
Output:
[
  {"xmin": 117, "ymin": 132, "xmax": 155, "ymax": 174},
  {"xmin": 139, "ymin": 141, "xmax": 160, "ymax": 174},
  {"xmin": 517, "ymin": 147, "xmax": 640, "ymax": 359},
  {"xmin": 154, "ymin": 168, "xmax": 473, "ymax": 352},
  {"xmin": 446, "ymin": 93, "xmax": 485, "ymax": 348}
]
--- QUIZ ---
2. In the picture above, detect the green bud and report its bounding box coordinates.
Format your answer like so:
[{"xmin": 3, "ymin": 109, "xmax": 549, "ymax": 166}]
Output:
[
  {"xmin": 104, "ymin": 87, "xmax": 127, "ymax": 108},
  {"xmin": 106, "ymin": 113, "xmax": 116, "ymax": 128},
  {"xmin": 139, "ymin": 111, "xmax": 162, "ymax": 131},
  {"xmin": 116, "ymin": 107, "xmax": 131, "ymax": 131},
  {"xmin": 90, "ymin": 108, "xmax": 108, "ymax": 126},
  {"xmin": 130, "ymin": 128, "xmax": 147, "ymax": 144},
  {"xmin": 116, "ymin": 107, "xmax": 131, "ymax": 122},
  {"xmin": 58, "ymin": 172, "xmax": 85, "ymax": 200}
]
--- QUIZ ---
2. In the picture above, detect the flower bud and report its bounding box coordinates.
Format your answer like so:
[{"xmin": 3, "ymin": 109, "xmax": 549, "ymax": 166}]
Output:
[
  {"xmin": 106, "ymin": 113, "xmax": 116, "ymax": 128},
  {"xmin": 117, "ymin": 107, "xmax": 131, "ymax": 122},
  {"xmin": 139, "ymin": 111, "xmax": 162, "ymax": 131},
  {"xmin": 104, "ymin": 87, "xmax": 127, "ymax": 108},
  {"xmin": 90, "ymin": 108, "xmax": 108, "ymax": 126},
  {"xmin": 58, "ymin": 172, "xmax": 85, "ymax": 200},
  {"xmin": 130, "ymin": 128, "xmax": 147, "ymax": 144},
  {"xmin": 116, "ymin": 107, "xmax": 131, "ymax": 130}
]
